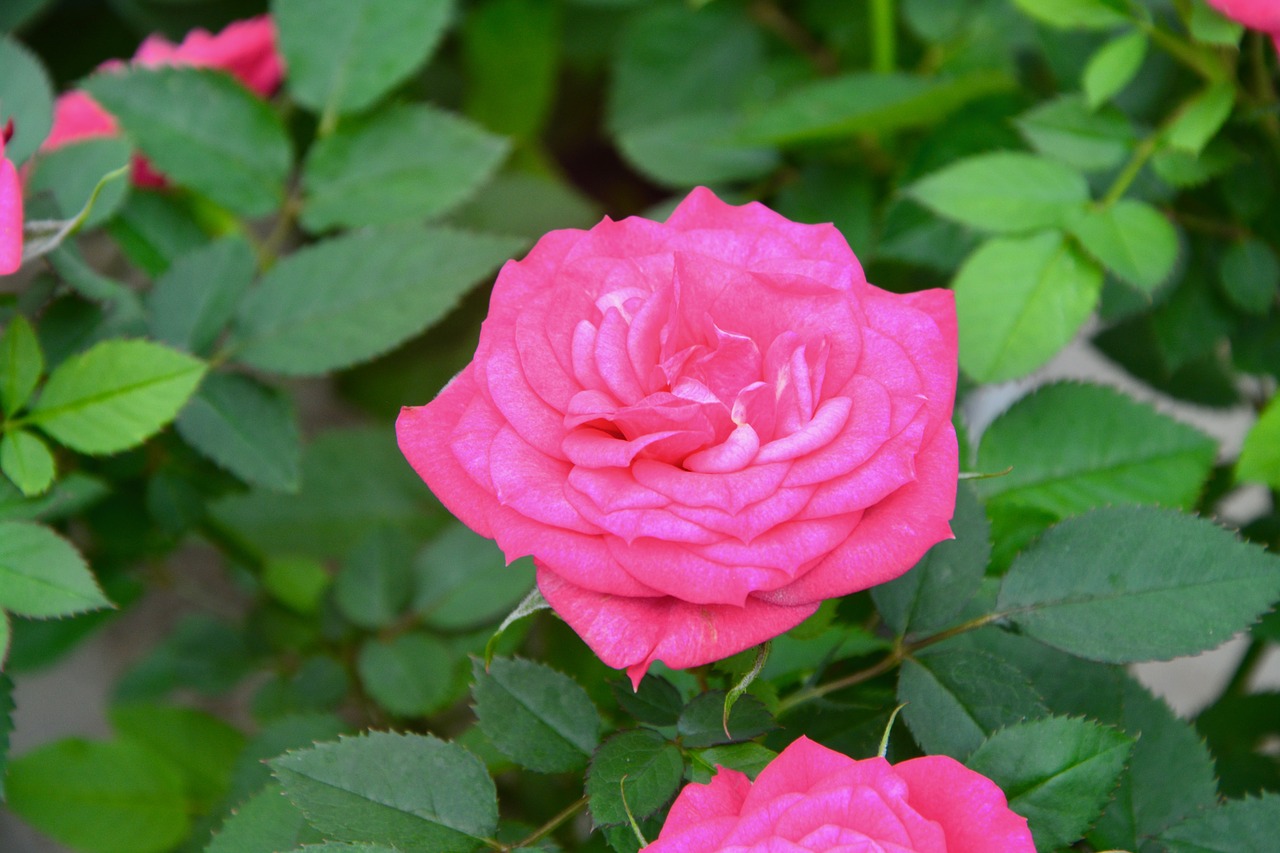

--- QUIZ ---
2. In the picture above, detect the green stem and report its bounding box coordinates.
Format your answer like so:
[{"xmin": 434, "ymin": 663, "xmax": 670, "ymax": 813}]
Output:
[
  {"xmin": 502, "ymin": 795, "xmax": 589, "ymax": 852},
  {"xmin": 871, "ymin": 0, "xmax": 896, "ymax": 75},
  {"xmin": 1101, "ymin": 134, "xmax": 1158, "ymax": 207},
  {"xmin": 1139, "ymin": 20, "xmax": 1227, "ymax": 82}
]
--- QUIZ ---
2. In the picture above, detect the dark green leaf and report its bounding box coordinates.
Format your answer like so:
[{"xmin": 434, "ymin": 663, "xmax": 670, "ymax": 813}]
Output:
[
  {"xmin": 271, "ymin": 731, "xmax": 497, "ymax": 852},
  {"xmin": 1016, "ymin": 95, "xmax": 1136, "ymax": 173},
  {"xmin": 462, "ymin": 0, "xmax": 559, "ymax": 138},
  {"xmin": 910, "ymin": 153, "xmax": 1090, "ymax": 234},
  {"xmin": 24, "ymin": 137, "xmax": 131, "ymax": 228},
  {"xmin": 977, "ymin": 382, "xmax": 1217, "ymax": 519},
  {"xmin": 1160, "ymin": 792, "xmax": 1280, "ymax": 852},
  {"xmin": 207, "ymin": 783, "xmax": 323, "ymax": 853},
  {"xmin": 356, "ymin": 632, "xmax": 457, "ymax": 717},
  {"xmin": 29, "ymin": 338, "xmax": 206, "ymax": 455},
  {"xmin": 251, "ymin": 657, "xmax": 350, "ymax": 722},
  {"xmin": 954, "ymin": 231, "xmax": 1103, "ymax": 382},
  {"xmin": 301, "ymin": 104, "xmax": 509, "ymax": 232},
  {"xmin": 586, "ymin": 729, "xmax": 684, "ymax": 826},
  {"xmin": 872, "ymin": 481, "xmax": 989, "ymax": 636},
  {"xmin": 333, "ymin": 528, "xmax": 415, "ymax": 630},
  {"xmin": 1, "ymin": 429, "xmax": 55, "ymax": 496},
  {"xmin": 998, "ymin": 507, "xmax": 1280, "ymax": 663},
  {"xmin": 899, "ymin": 650, "xmax": 1047, "ymax": 760},
  {"xmin": 1083, "ymin": 30, "xmax": 1147, "ymax": 108},
  {"xmin": 226, "ymin": 713, "xmax": 349, "ymax": 806},
  {"xmin": 0, "ymin": 672, "xmax": 11, "ymax": 796},
  {"xmin": 274, "ymin": 0, "xmax": 452, "ymax": 116},
  {"xmin": 108, "ymin": 189, "xmax": 212, "ymax": 277},
  {"xmin": 473, "ymin": 656, "xmax": 602, "ymax": 773},
  {"xmin": 1067, "ymin": 200, "xmax": 1179, "ymax": 292},
  {"xmin": 84, "ymin": 66, "xmax": 291, "ymax": 217},
  {"xmin": 148, "ymin": 237, "xmax": 256, "ymax": 356},
  {"xmin": 687, "ymin": 743, "xmax": 776, "ymax": 784},
  {"xmin": 612, "ymin": 675, "xmax": 684, "ymax": 727},
  {"xmin": 232, "ymin": 227, "xmax": 521, "ymax": 375},
  {"xmin": 0, "ymin": 520, "xmax": 108, "ymax": 618},
  {"xmin": 1219, "ymin": 239, "xmax": 1279, "ymax": 315},
  {"xmin": 175, "ymin": 372, "xmax": 300, "ymax": 492},
  {"xmin": 413, "ymin": 522, "xmax": 536, "ymax": 630},
  {"xmin": 114, "ymin": 615, "xmax": 254, "ymax": 701},
  {"xmin": 0, "ymin": 314, "xmax": 43, "ymax": 416},
  {"xmin": 109, "ymin": 703, "xmax": 245, "ymax": 811},
  {"xmin": 6, "ymin": 738, "xmax": 189, "ymax": 853},
  {"xmin": 966, "ymin": 717, "xmax": 1133, "ymax": 852},
  {"xmin": 677, "ymin": 690, "xmax": 775, "ymax": 748},
  {"xmin": 617, "ymin": 112, "xmax": 778, "ymax": 188},
  {"xmin": 0, "ymin": 36, "xmax": 54, "ymax": 165}
]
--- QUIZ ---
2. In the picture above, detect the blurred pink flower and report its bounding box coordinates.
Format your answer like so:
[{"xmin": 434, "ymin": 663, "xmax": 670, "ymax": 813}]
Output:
[
  {"xmin": 1, "ymin": 126, "xmax": 22, "ymax": 275},
  {"xmin": 645, "ymin": 737, "xmax": 1034, "ymax": 853}
]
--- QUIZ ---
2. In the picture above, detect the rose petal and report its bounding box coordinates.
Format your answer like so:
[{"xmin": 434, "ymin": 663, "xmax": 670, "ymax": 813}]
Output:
[{"xmin": 894, "ymin": 756, "xmax": 1035, "ymax": 853}]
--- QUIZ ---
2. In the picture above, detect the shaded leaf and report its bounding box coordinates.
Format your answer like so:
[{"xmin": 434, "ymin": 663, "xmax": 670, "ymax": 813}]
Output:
[
  {"xmin": 148, "ymin": 237, "xmax": 256, "ymax": 356},
  {"xmin": 175, "ymin": 372, "xmax": 300, "ymax": 492},
  {"xmin": 473, "ymin": 656, "xmax": 602, "ymax": 773}
]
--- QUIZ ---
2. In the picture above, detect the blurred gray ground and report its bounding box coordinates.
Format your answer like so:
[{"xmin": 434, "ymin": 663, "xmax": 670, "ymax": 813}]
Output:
[{"xmin": 2, "ymin": 337, "xmax": 1279, "ymax": 852}]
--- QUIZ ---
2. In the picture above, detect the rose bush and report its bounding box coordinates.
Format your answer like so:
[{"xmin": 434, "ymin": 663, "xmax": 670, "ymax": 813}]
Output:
[
  {"xmin": 1207, "ymin": 0, "xmax": 1280, "ymax": 50},
  {"xmin": 398, "ymin": 187, "xmax": 958, "ymax": 684},
  {"xmin": 644, "ymin": 736, "xmax": 1034, "ymax": 852},
  {"xmin": 40, "ymin": 15, "xmax": 281, "ymax": 186},
  {"xmin": 0, "ymin": 130, "xmax": 20, "ymax": 274}
]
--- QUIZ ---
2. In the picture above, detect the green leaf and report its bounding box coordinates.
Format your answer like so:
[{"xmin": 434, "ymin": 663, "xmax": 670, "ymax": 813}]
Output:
[
  {"xmin": 1, "ymin": 429, "xmax": 55, "ymax": 496},
  {"xmin": 271, "ymin": 731, "xmax": 497, "ymax": 852},
  {"xmin": 968, "ymin": 717, "xmax": 1132, "ymax": 852},
  {"xmin": 954, "ymin": 231, "xmax": 1103, "ymax": 382},
  {"xmin": 356, "ymin": 632, "xmax": 457, "ymax": 717},
  {"xmin": 0, "ymin": 672, "xmax": 12, "ymax": 796},
  {"xmin": 211, "ymin": 428, "xmax": 444, "ymax": 559},
  {"xmin": 24, "ymin": 137, "xmax": 132, "ymax": 229},
  {"xmin": 1219, "ymin": 239, "xmax": 1279, "ymax": 315},
  {"xmin": 1238, "ymin": 395, "xmax": 1280, "ymax": 490},
  {"xmin": 274, "ymin": 0, "xmax": 452, "ymax": 117},
  {"xmin": 301, "ymin": 104, "xmax": 509, "ymax": 232},
  {"xmin": 226, "ymin": 713, "xmax": 349, "ymax": 807},
  {"xmin": 262, "ymin": 556, "xmax": 330, "ymax": 615},
  {"xmin": 977, "ymin": 382, "xmax": 1217, "ymax": 521},
  {"xmin": 207, "ymin": 783, "xmax": 323, "ymax": 853},
  {"xmin": 413, "ymin": 522, "xmax": 536, "ymax": 630},
  {"xmin": 612, "ymin": 675, "xmax": 684, "ymax": 727},
  {"xmin": 1166, "ymin": 82, "xmax": 1236, "ymax": 155},
  {"xmin": 462, "ymin": 0, "xmax": 559, "ymax": 138},
  {"xmin": 109, "ymin": 703, "xmax": 245, "ymax": 811},
  {"xmin": 114, "ymin": 615, "xmax": 254, "ymax": 702},
  {"xmin": 743, "ymin": 71, "xmax": 1014, "ymax": 146},
  {"xmin": 1067, "ymin": 200, "xmax": 1179, "ymax": 292},
  {"xmin": 252, "ymin": 657, "xmax": 349, "ymax": 721},
  {"xmin": 108, "ymin": 189, "xmax": 212, "ymax": 277},
  {"xmin": 28, "ymin": 338, "xmax": 206, "ymax": 455},
  {"xmin": 231, "ymin": 227, "xmax": 522, "ymax": 375},
  {"xmin": 688, "ymin": 743, "xmax": 776, "ymax": 784},
  {"xmin": 1011, "ymin": 0, "xmax": 1128, "ymax": 29},
  {"xmin": 175, "ymin": 372, "xmax": 300, "ymax": 492},
  {"xmin": 1189, "ymin": 0, "xmax": 1245, "ymax": 46},
  {"xmin": 148, "ymin": 237, "xmax": 256, "ymax": 356},
  {"xmin": 677, "ymin": 690, "xmax": 775, "ymax": 748},
  {"xmin": 1, "ymin": 614, "xmax": 9, "ymax": 670},
  {"xmin": 0, "ymin": 314, "xmax": 44, "ymax": 416},
  {"xmin": 910, "ymin": 152, "xmax": 1090, "ymax": 233},
  {"xmin": 333, "ymin": 528, "xmax": 415, "ymax": 630},
  {"xmin": 6, "ymin": 738, "xmax": 190, "ymax": 853},
  {"xmin": 0, "ymin": 36, "xmax": 54, "ymax": 165},
  {"xmin": 1083, "ymin": 30, "xmax": 1147, "ymax": 109},
  {"xmin": 83, "ymin": 66, "xmax": 291, "ymax": 217},
  {"xmin": 0, "ymin": 520, "xmax": 108, "ymax": 618},
  {"xmin": 472, "ymin": 656, "xmax": 602, "ymax": 773},
  {"xmin": 1016, "ymin": 95, "xmax": 1136, "ymax": 173},
  {"xmin": 998, "ymin": 507, "xmax": 1280, "ymax": 663},
  {"xmin": 0, "ymin": 471, "xmax": 107, "ymax": 524},
  {"xmin": 899, "ymin": 650, "xmax": 1047, "ymax": 760},
  {"xmin": 617, "ymin": 112, "xmax": 778, "ymax": 189},
  {"xmin": 586, "ymin": 729, "xmax": 684, "ymax": 826},
  {"xmin": 1160, "ymin": 792, "xmax": 1280, "ymax": 852},
  {"xmin": 872, "ymin": 481, "xmax": 989, "ymax": 636}
]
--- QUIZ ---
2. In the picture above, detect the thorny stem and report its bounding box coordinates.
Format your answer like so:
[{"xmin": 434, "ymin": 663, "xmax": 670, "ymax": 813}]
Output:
[{"xmin": 777, "ymin": 612, "xmax": 1005, "ymax": 715}]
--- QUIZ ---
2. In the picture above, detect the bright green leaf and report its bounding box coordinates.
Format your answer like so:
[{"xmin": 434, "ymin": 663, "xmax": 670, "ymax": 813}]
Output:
[
  {"xmin": 0, "ymin": 429, "xmax": 54, "ymax": 496},
  {"xmin": 1016, "ymin": 95, "xmax": 1136, "ymax": 172},
  {"xmin": 148, "ymin": 237, "xmax": 256, "ymax": 356},
  {"xmin": 1011, "ymin": 0, "xmax": 1128, "ymax": 29},
  {"xmin": 175, "ymin": 372, "xmax": 300, "ymax": 492},
  {"xmin": 1067, "ymin": 200, "xmax": 1179, "ymax": 292},
  {"xmin": 462, "ymin": 0, "xmax": 559, "ymax": 138},
  {"xmin": 998, "ymin": 507, "xmax": 1280, "ymax": 663},
  {"xmin": 0, "ymin": 520, "xmax": 108, "ymax": 618},
  {"xmin": 967, "ymin": 716, "xmax": 1133, "ymax": 852},
  {"xmin": 0, "ymin": 314, "xmax": 43, "ymax": 416},
  {"xmin": 910, "ymin": 152, "xmax": 1090, "ymax": 234},
  {"xmin": 6, "ymin": 738, "xmax": 189, "ymax": 853},
  {"xmin": 109, "ymin": 703, "xmax": 245, "ymax": 811},
  {"xmin": 274, "ymin": 0, "xmax": 452, "ymax": 117},
  {"xmin": 586, "ymin": 729, "xmax": 684, "ymax": 826},
  {"xmin": 1219, "ymin": 238, "xmax": 1279, "ymax": 315},
  {"xmin": 1238, "ymin": 395, "xmax": 1280, "ymax": 490},
  {"xmin": 0, "ymin": 36, "xmax": 54, "ymax": 165},
  {"xmin": 333, "ymin": 528, "xmax": 415, "ymax": 630},
  {"xmin": 356, "ymin": 632, "xmax": 457, "ymax": 717},
  {"xmin": 954, "ymin": 231, "xmax": 1103, "ymax": 382},
  {"xmin": 207, "ymin": 782, "xmax": 323, "ymax": 853},
  {"xmin": 302, "ymin": 104, "xmax": 508, "ymax": 232},
  {"xmin": 1189, "ymin": 0, "xmax": 1245, "ymax": 46},
  {"xmin": 473, "ymin": 656, "xmax": 602, "ymax": 773},
  {"xmin": 231, "ymin": 227, "xmax": 522, "ymax": 375},
  {"xmin": 1166, "ymin": 82, "xmax": 1235, "ymax": 155},
  {"xmin": 83, "ymin": 66, "xmax": 291, "ymax": 217},
  {"xmin": 1083, "ymin": 30, "xmax": 1147, "ymax": 109},
  {"xmin": 262, "ymin": 556, "xmax": 329, "ymax": 615},
  {"xmin": 270, "ymin": 731, "xmax": 498, "ymax": 852},
  {"xmin": 1160, "ymin": 792, "xmax": 1280, "ymax": 852}
]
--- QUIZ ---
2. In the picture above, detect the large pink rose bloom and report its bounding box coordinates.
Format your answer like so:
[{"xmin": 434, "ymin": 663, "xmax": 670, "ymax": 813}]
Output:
[
  {"xmin": 41, "ymin": 15, "xmax": 282, "ymax": 186},
  {"xmin": 398, "ymin": 188, "xmax": 958, "ymax": 685},
  {"xmin": 1206, "ymin": 0, "xmax": 1280, "ymax": 51},
  {"xmin": 645, "ymin": 737, "xmax": 1034, "ymax": 853},
  {"xmin": 1, "ymin": 133, "xmax": 22, "ymax": 274}
]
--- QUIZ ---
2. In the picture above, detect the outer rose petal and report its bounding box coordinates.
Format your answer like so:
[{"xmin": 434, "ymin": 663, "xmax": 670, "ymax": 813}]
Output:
[
  {"xmin": 894, "ymin": 756, "xmax": 1034, "ymax": 853},
  {"xmin": 42, "ymin": 91, "xmax": 119, "ymax": 151},
  {"xmin": 133, "ymin": 15, "xmax": 283, "ymax": 96},
  {"xmin": 1, "ymin": 139, "xmax": 21, "ymax": 274},
  {"xmin": 537, "ymin": 568, "xmax": 818, "ymax": 689}
]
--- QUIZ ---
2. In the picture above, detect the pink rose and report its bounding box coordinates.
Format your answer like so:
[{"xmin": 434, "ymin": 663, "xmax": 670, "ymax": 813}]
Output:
[
  {"xmin": 397, "ymin": 188, "xmax": 958, "ymax": 685},
  {"xmin": 645, "ymin": 737, "xmax": 1034, "ymax": 853},
  {"xmin": 41, "ymin": 15, "xmax": 282, "ymax": 187},
  {"xmin": 1, "ymin": 128, "xmax": 22, "ymax": 274},
  {"xmin": 1205, "ymin": 0, "xmax": 1280, "ymax": 51}
]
